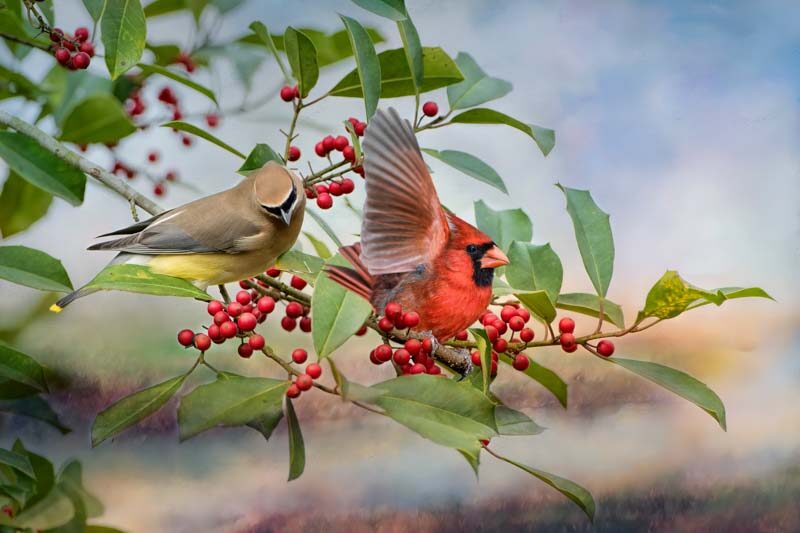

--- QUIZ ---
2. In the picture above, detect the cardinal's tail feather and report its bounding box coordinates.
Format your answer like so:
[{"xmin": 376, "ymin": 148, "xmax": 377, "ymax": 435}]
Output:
[{"xmin": 324, "ymin": 243, "xmax": 374, "ymax": 305}]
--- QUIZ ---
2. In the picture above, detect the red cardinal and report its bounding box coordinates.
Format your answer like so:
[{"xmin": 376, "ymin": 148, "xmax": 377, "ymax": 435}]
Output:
[{"xmin": 326, "ymin": 108, "xmax": 509, "ymax": 341}]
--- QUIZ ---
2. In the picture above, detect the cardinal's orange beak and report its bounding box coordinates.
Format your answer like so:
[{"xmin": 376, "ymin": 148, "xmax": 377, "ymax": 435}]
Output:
[{"xmin": 480, "ymin": 245, "xmax": 510, "ymax": 269}]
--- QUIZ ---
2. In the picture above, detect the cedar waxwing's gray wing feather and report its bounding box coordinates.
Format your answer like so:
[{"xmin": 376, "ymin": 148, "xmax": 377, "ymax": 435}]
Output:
[
  {"xmin": 360, "ymin": 108, "xmax": 449, "ymax": 275},
  {"xmin": 94, "ymin": 211, "xmax": 173, "ymax": 238}
]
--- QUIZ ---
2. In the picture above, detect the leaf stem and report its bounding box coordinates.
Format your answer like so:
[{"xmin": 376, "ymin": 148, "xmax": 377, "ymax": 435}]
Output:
[{"xmin": 0, "ymin": 32, "xmax": 50, "ymax": 51}]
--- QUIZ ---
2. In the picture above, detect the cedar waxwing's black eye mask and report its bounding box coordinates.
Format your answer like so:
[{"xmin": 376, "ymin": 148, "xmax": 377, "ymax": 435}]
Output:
[{"xmin": 263, "ymin": 186, "xmax": 297, "ymax": 224}]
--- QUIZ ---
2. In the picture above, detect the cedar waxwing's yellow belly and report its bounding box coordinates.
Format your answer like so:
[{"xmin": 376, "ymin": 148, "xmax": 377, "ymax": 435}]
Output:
[{"xmin": 147, "ymin": 253, "xmax": 273, "ymax": 286}]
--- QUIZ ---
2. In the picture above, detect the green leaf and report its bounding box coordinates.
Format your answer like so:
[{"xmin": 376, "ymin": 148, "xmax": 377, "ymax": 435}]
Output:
[
  {"xmin": 474, "ymin": 200, "xmax": 532, "ymax": 252},
  {"xmin": 84, "ymin": 264, "xmax": 212, "ymax": 300},
  {"xmin": 0, "ymin": 339, "xmax": 49, "ymax": 393},
  {"xmin": 450, "ymin": 108, "xmax": 555, "ymax": 157},
  {"xmin": 0, "ymin": 172, "xmax": 52, "ymax": 238},
  {"xmin": 178, "ymin": 376, "xmax": 287, "ymax": 440},
  {"xmin": 285, "ymin": 398, "xmax": 305, "ymax": 481},
  {"xmin": 0, "ymin": 396, "xmax": 70, "ymax": 434},
  {"xmin": 92, "ymin": 374, "xmax": 185, "ymax": 446},
  {"xmin": 556, "ymin": 184, "xmax": 614, "ymax": 298},
  {"xmin": 161, "ymin": 121, "xmax": 245, "ymax": 158},
  {"xmin": 51, "ymin": 70, "xmax": 113, "ymax": 125},
  {"xmin": 10, "ymin": 486, "xmax": 74, "ymax": 530},
  {"xmin": 330, "ymin": 47, "xmax": 463, "ymax": 98},
  {"xmin": 608, "ymin": 357, "xmax": 727, "ymax": 430},
  {"xmin": 458, "ymin": 447, "xmax": 481, "ymax": 478},
  {"xmin": 340, "ymin": 15, "xmax": 381, "ymax": 119},
  {"xmin": 0, "ymin": 64, "xmax": 40, "ymax": 102},
  {"xmin": 372, "ymin": 375, "xmax": 498, "ymax": 451},
  {"xmin": 82, "ymin": 0, "xmax": 108, "ymax": 21},
  {"xmin": 506, "ymin": 242, "xmax": 563, "ymax": 304},
  {"xmin": 640, "ymin": 271, "xmax": 772, "ymax": 320},
  {"xmin": 470, "ymin": 328, "xmax": 493, "ymax": 394},
  {"xmin": 284, "ymin": 27, "xmax": 318, "ymax": 98},
  {"xmin": 447, "ymin": 53, "xmax": 512, "ymax": 110},
  {"xmin": 59, "ymin": 94, "xmax": 137, "ymax": 144},
  {"xmin": 556, "ymin": 293, "xmax": 625, "ymax": 329},
  {"xmin": 327, "ymin": 358, "xmax": 385, "ymax": 403},
  {"xmin": 143, "ymin": 0, "xmax": 184, "ymax": 17},
  {"xmin": 495, "ymin": 405, "xmax": 545, "ymax": 436},
  {"xmin": 276, "ymin": 249, "xmax": 325, "ymax": 285},
  {"xmin": 306, "ymin": 208, "xmax": 344, "ymax": 248},
  {"xmin": 422, "ymin": 148, "xmax": 507, "ymax": 194},
  {"xmin": 496, "ymin": 453, "xmax": 595, "ymax": 521},
  {"xmin": 237, "ymin": 143, "xmax": 282, "ymax": 175},
  {"xmin": 312, "ymin": 255, "xmax": 373, "ymax": 358},
  {"xmin": 102, "ymin": 0, "xmax": 147, "ymax": 79},
  {"xmin": 500, "ymin": 353, "xmax": 567, "ymax": 408},
  {"xmin": 138, "ymin": 63, "xmax": 218, "ymax": 105},
  {"xmin": 0, "ymin": 132, "xmax": 86, "ymax": 206},
  {"xmin": 248, "ymin": 21, "xmax": 291, "ymax": 83},
  {"xmin": 147, "ymin": 42, "xmax": 181, "ymax": 65},
  {"xmin": 57, "ymin": 460, "xmax": 104, "ymax": 518},
  {"xmin": 12, "ymin": 440, "xmax": 55, "ymax": 508},
  {"xmin": 350, "ymin": 0, "xmax": 407, "ymax": 20},
  {"xmin": 397, "ymin": 16, "xmax": 423, "ymax": 95},
  {"xmin": 0, "ymin": 448, "xmax": 34, "ymax": 478},
  {"xmin": 516, "ymin": 290, "xmax": 557, "ymax": 324},
  {"xmin": 303, "ymin": 232, "xmax": 332, "ymax": 259},
  {"xmin": 0, "ymin": 246, "xmax": 72, "ymax": 293}
]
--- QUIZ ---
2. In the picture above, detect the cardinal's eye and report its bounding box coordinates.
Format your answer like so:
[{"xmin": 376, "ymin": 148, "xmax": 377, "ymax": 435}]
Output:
[{"xmin": 466, "ymin": 244, "xmax": 478, "ymax": 255}]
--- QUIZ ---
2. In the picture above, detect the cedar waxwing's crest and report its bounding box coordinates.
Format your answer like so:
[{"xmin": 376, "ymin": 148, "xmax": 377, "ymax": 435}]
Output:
[{"xmin": 253, "ymin": 162, "xmax": 300, "ymax": 225}]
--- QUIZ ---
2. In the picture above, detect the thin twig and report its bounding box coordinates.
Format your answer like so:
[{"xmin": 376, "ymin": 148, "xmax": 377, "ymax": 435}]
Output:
[{"xmin": 0, "ymin": 32, "xmax": 50, "ymax": 51}]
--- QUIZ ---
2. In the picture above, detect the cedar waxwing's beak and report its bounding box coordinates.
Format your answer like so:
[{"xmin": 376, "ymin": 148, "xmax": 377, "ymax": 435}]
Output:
[
  {"xmin": 281, "ymin": 209, "xmax": 292, "ymax": 225},
  {"xmin": 480, "ymin": 245, "xmax": 509, "ymax": 269}
]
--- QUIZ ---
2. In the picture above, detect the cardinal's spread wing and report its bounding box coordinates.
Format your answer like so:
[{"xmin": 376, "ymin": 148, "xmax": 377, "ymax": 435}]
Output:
[
  {"xmin": 360, "ymin": 108, "xmax": 449, "ymax": 275},
  {"xmin": 88, "ymin": 201, "xmax": 263, "ymax": 255}
]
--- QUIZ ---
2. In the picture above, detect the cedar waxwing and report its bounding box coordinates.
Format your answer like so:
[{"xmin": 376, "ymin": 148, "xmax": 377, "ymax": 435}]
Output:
[{"xmin": 52, "ymin": 161, "xmax": 306, "ymax": 311}]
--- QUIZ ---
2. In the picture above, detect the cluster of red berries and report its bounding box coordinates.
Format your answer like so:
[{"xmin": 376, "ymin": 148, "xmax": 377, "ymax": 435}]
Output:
[
  {"xmin": 305, "ymin": 178, "xmax": 356, "ymax": 210},
  {"xmin": 51, "ymin": 26, "xmax": 93, "ymax": 70},
  {"xmin": 367, "ymin": 302, "xmax": 440, "ymax": 375},
  {"xmin": 377, "ymin": 301, "xmax": 420, "ymax": 333},
  {"xmin": 463, "ymin": 304, "xmax": 536, "ymax": 374},
  {"xmin": 286, "ymin": 351, "xmax": 322, "ymax": 398},
  {"xmin": 556, "ymin": 317, "xmax": 615, "ymax": 356},
  {"xmin": 280, "ymin": 85, "xmax": 300, "ymax": 102}
]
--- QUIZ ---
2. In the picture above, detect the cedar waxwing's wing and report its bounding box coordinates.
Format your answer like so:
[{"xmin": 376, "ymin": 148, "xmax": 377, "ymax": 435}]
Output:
[{"xmin": 51, "ymin": 161, "xmax": 306, "ymax": 311}]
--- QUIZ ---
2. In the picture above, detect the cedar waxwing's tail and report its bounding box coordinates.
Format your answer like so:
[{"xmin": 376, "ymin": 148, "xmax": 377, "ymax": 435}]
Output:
[
  {"xmin": 324, "ymin": 243, "xmax": 374, "ymax": 305},
  {"xmin": 50, "ymin": 286, "xmax": 100, "ymax": 313}
]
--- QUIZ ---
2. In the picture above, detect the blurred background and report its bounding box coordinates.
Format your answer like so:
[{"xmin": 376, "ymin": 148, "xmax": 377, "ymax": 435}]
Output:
[{"xmin": 1, "ymin": 0, "xmax": 798, "ymax": 531}]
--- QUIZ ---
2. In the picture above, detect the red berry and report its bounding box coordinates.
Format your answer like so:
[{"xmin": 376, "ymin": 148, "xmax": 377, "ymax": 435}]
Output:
[
  {"xmin": 513, "ymin": 354, "xmax": 530, "ymax": 371},
  {"xmin": 481, "ymin": 313, "xmax": 498, "ymax": 326},
  {"xmin": 280, "ymin": 85, "xmax": 295, "ymax": 101},
  {"xmin": 508, "ymin": 316, "xmax": 525, "ymax": 332},
  {"xmin": 355, "ymin": 325, "xmax": 368, "ymax": 336},
  {"xmin": 63, "ymin": 39, "xmax": 75, "ymax": 51},
  {"xmin": 257, "ymin": 296, "xmax": 276, "ymax": 314},
  {"xmin": 520, "ymin": 328, "xmax": 535, "ymax": 343},
  {"xmin": 292, "ymin": 348, "xmax": 308, "ymax": 364},
  {"xmin": 494, "ymin": 319, "xmax": 508, "ymax": 335},
  {"xmin": 165, "ymin": 170, "xmax": 177, "ymax": 181},
  {"xmin": 491, "ymin": 360, "xmax": 498, "ymax": 377},
  {"xmin": 172, "ymin": 109, "xmax": 183, "ymax": 121},
  {"xmin": 316, "ymin": 192, "xmax": 333, "ymax": 209},
  {"xmin": 500, "ymin": 305, "xmax": 517, "ymax": 323},
  {"xmin": 237, "ymin": 312, "xmax": 257, "ymax": 331},
  {"xmin": 422, "ymin": 101, "xmax": 438, "ymax": 117},
  {"xmin": 369, "ymin": 350, "xmax": 381, "ymax": 365},
  {"xmin": 414, "ymin": 351, "xmax": 429, "ymax": 367},
  {"xmin": 194, "ymin": 333, "xmax": 211, "ymax": 351},
  {"xmin": 74, "ymin": 27, "xmax": 89, "ymax": 42},
  {"xmin": 401, "ymin": 311, "xmax": 420, "ymax": 328},
  {"xmin": 227, "ymin": 302, "xmax": 243, "ymax": 317},
  {"xmin": 409, "ymin": 363, "xmax": 426, "ymax": 374},
  {"xmin": 249, "ymin": 334, "xmax": 265, "ymax": 350},
  {"xmin": 286, "ymin": 301, "xmax": 303, "ymax": 318},
  {"xmin": 220, "ymin": 320, "xmax": 238, "ymax": 338},
  {"xmin": 213, "ymin": 311, "xmax": 230, "ymax": 325},
  {"xmin": 236, "ymin": 290, "xmax": 252, "ymax": 305},
  {"xmin": 384, "ymin": 302, "xmax": 403, "ymax": 321},
  {"xmin": 207, "ymin": 324, "xmax": 222, "ymax": 341},
  {"xmin": 454, "ymin": 330, "xmax": 469, "ymax": 341},
  {"xmin": 299, "ymin": 316, "xmax": 312, "ymax": 332},
  {"xmin": 286, "ymin": 384, "xmax": 301, "ymax": 398},
  {"xmin": 374, "ymin": 344, "xmax": 393, "ymax": 362},
  {"xmin": 296, "ymin": 374, "xmax": 313, "ymax": 391},
  {"xmin": 471, "ymin": 350, "xmax": 482, "ymax": 366},
  {"xmin": 238, "ymin": 343, "xmax": 254, "ymax": 358},
  {"xmin": 78, "ymin": 41, "xmax": 94, "ymax": 57},
  {"xmin": 153, "ymin": 183, "xmax": 165, "ymax": 197},
  {"xmin": 378, "ymin": 317, "xmax": 394, "ymax": 332},
  {"xmin": 322, "ymin": 135, "xmax": 335, "ymax": 152},
  {"xmin": 281, "ymin": 316, "xmax": 297, "ymax": 331},
  {"xmin": 315, "ymin": 184, "xmax": 329, "ymax": 194},
  {"xmin": 328, "ymin": 181, "xmax": 343, "ymax": 196},
  {"xmin": 517, "ymin": 307, "xmax": 531, "ymax": 323},
  {"xmin": 354, "ymin": 121, "xmax": 366, "ymax": 136},
  {"xmin": 493, "ymin": 338, "xmax": 508, "ymax": 353},
  {"xmin": 352, "ymin": 165, "xmax": 365, "ymax": 176},
  {"xmin": 427, "ymin": 365, "xmax": 441, "ymax": 375},
  {"xmin": 181, "ymin": 135, "xmax": 192, "ymax": 146},
  {"xmin": 177, "ymin": 329, "xmax": 194, "ymax": 347},
  {"xmin": 393, "ymin": 348, "xmax": 411, "ymax": 365},
  {"xmin": 421, "ymin": 338, "xmax": 434, "ymax": 354},
  {"xmin": 290, "ymin": 275, "xmax": 307, "ymax": 290},
  {"xmin": 306, "ymin": 363, "xmax": 322, "ymax": 379},
  {"xmin": 563, "ymin": 343, "xmax": 578, "ymax": 353},
  {"xmin": 484, "ymin": 325, "xmax": 499, "ymax": 342},
  {"xmin": 340, "ymin": 178, "xmax": 355, "ymax": 194},
  {"xmin": 597, "ymin": 340, "xmax": 615, "ymax": 357},
  {"xmin": 267, "ymin": 268, "xmax": 281, "ymax": 277},
  {"xmin": 404, "ymin": 339, "xmax": 421, "ymax": 356},
  {"xmin": 54, "ymin": 47, "xmax": 70, "ymax": 64},
  {"xmin": 558, "ymin": 317, "xmax": 575, "ymax": 334},
  {"xmin": 50, "ymin": 28, "xmax": 64, "ymax": 42},
  {"xmin": 288, "ymin": 145, "xmax": 301, "ymax": 162},
  {"xmin": 205, "ymin": 113, "xmax": 219, "ymax": 127},
  {"xmin": 72, "ymin": 51, "xmax": 91, "ymax": 69},
  {"xmin": 333, "ymin": 135, "xmax": 349, "ymax": 151},
  {"xmin": 315, "ymin": 142, "xmax": 326, "ymax": 157},
  {"xmin": 342, "ymin": 145, "xmax": 355, "ymax": 162},
  {"xmin": 560, "ymin": 332, "xmax": 576, "ymax": 346}
]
